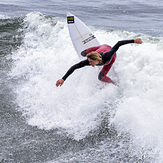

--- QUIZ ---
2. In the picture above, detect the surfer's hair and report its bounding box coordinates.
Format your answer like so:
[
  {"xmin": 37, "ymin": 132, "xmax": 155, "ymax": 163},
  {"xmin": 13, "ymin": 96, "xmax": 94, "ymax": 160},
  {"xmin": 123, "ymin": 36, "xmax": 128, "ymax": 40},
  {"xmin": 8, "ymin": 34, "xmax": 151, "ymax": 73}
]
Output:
[{"xmin": 87, "ymin": 52, "xmax": 103, "ymax": 64}]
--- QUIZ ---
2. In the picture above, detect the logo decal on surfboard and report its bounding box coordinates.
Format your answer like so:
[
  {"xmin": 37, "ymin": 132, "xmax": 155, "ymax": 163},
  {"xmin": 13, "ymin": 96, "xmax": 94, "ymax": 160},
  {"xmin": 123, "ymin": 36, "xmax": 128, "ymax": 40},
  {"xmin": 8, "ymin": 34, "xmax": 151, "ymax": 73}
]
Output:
[
  {"xmin": 67, "ymin": 16, "xmax": 74, "ymax": 24},
  {"xmin": 82, "ymin": 34, "xmax": 96, "ymax": 44}
]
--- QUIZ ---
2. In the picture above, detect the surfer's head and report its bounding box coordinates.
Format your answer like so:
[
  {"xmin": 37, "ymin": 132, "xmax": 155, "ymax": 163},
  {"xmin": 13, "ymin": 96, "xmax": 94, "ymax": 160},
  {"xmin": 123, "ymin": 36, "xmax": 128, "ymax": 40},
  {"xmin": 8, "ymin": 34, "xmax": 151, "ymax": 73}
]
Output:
[{"xmin": 87, "ymin": 52, "xmax": 102, "ymax": 67}]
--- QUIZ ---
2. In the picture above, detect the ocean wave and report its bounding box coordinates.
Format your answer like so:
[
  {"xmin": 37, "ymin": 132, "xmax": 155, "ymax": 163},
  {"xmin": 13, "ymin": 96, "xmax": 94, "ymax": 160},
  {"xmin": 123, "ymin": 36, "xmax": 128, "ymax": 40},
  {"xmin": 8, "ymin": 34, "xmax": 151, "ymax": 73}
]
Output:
[{"xmin": 6, "ymin": 11, "xmax": 163, "ymax": 162}]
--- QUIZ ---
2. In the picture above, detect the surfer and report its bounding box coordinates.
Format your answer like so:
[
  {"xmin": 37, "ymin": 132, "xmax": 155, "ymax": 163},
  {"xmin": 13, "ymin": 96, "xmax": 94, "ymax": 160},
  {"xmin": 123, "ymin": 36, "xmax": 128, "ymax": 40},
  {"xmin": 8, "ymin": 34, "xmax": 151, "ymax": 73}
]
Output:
[{"xmin": 56, "ymin": 38, "xmax": 143, "ymax": 87}]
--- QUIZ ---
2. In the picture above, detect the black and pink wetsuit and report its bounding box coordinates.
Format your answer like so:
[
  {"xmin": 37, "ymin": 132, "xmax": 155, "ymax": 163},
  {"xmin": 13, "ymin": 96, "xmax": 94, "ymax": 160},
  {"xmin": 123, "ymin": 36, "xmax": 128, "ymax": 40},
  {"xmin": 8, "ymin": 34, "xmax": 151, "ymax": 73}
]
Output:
[{"xmin": 62, "ymin": 39, "xmax": 134, "ymax": 83}]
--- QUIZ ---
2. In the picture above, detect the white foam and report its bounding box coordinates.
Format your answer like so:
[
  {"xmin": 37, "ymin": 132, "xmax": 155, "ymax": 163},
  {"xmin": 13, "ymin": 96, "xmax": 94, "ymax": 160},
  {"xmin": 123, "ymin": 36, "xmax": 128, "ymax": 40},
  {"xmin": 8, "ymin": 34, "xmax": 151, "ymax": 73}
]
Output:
[
  {"xmin": 0, "ymin": 14, "xmax": 10, "ymax": 19},
  {"xmin": 10, "ymin": 12, "xmax": 119, "ymax": 140},
  {"xmin": 110, "ymin": 35, "xmax": 163, "ymax": 159},
  {"xmin": 9, "ymin": 12, "xmax": 163, "ymax": 161}
]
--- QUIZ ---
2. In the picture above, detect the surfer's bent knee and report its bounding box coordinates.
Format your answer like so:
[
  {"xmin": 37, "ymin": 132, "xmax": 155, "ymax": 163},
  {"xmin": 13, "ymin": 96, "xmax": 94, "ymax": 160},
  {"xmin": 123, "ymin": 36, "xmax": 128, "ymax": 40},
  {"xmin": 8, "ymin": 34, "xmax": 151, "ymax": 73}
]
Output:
[{"xmin": 98, "ymin": 72, "xmax": 104, "ymax": 81}]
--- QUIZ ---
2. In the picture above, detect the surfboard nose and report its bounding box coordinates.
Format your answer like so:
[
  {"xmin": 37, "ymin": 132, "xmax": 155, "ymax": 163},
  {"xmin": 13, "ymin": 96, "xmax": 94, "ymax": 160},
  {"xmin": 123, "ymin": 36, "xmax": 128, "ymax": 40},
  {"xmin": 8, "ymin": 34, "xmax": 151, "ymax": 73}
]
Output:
[{"xmin": 67, "ymin": 12, "xmax": 72, "ymax": 16}]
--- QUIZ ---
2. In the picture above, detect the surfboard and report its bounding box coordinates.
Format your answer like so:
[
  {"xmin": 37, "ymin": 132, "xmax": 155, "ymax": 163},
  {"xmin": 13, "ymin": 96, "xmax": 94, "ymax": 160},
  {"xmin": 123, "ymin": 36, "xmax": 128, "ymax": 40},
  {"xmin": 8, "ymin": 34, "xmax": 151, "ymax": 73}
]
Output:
[{"xmin": 67, "ymin": 12, "xmax": 100, "ymax": 58}]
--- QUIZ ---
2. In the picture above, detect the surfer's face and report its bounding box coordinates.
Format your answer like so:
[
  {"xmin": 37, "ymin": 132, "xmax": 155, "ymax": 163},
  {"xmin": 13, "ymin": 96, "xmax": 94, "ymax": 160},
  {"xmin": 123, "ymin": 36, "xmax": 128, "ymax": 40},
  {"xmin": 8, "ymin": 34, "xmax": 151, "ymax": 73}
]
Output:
[{"xmin": 88, "ymin": 58, "xmax": 99, "ymax": 67}]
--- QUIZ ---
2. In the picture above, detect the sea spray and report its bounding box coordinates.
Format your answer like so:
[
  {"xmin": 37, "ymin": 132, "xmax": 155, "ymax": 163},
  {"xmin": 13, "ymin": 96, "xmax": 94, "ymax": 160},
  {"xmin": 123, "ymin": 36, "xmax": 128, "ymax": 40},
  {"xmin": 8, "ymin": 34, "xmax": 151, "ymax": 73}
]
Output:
[{"xmin": 8, "ymin": 12, "xmax": 163, "ymax": 162}]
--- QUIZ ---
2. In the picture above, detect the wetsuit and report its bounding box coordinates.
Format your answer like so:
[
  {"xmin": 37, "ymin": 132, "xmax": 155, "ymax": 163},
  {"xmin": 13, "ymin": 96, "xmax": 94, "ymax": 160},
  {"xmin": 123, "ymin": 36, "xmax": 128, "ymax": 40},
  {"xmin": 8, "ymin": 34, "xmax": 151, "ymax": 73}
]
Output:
[{"xmin": 62, "ymin": 39, "xmax": 134, "ymax": 83}]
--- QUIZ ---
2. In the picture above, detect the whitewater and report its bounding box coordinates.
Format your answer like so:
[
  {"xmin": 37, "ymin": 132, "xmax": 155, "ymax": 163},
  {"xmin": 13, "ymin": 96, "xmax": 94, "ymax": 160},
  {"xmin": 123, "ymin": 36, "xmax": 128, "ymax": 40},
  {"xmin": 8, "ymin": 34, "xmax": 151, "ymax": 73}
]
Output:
[{"xmin": 3, "ymin": 11, "xmax": 162, "ymax": 162}]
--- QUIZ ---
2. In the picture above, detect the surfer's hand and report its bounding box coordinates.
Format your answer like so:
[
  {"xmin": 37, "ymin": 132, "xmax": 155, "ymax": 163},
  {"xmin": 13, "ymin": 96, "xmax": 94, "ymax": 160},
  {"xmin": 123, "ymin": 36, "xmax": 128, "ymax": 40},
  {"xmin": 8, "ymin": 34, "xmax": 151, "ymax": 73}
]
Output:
[
  {"xmin": 56, "ymin": 79, "xmax": 64, "ymax": 87},
  {"xmin": 134, "ymin": 38, "xmax": 143, "ymax": 44}
]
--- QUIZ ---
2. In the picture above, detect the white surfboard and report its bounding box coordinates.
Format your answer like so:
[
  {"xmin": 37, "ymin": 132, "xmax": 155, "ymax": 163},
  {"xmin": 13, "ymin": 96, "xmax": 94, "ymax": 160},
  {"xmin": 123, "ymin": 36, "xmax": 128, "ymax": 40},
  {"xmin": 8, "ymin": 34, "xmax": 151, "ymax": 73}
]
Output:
[{"xmin": 67, "ymin": 12, "xmax": 100, "ymax": 58}]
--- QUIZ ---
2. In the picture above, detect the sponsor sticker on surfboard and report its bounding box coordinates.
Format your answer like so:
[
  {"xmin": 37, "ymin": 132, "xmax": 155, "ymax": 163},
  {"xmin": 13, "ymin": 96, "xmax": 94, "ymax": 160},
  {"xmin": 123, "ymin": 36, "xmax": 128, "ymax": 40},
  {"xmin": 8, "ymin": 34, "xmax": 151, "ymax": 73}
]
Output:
[{"xmin": 67, "ymin": 16, "xmax": 74, "ymax": 24}]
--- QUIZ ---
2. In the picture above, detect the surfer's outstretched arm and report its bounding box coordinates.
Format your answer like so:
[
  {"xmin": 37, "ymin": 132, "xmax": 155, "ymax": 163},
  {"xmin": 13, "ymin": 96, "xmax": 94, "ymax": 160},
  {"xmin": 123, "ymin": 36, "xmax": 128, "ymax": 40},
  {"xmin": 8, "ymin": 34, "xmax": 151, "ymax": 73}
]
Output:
[
  {"xmin": 56, "ymin": 59, "xmax": 90, "ymax": 87},
  {"xmin": 112, "ymin": 38, "xmax": 143, "ymax": 52},
  {"xmin": 103, "ymin": 38, "xmax": 143, "ymax": 63}
]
